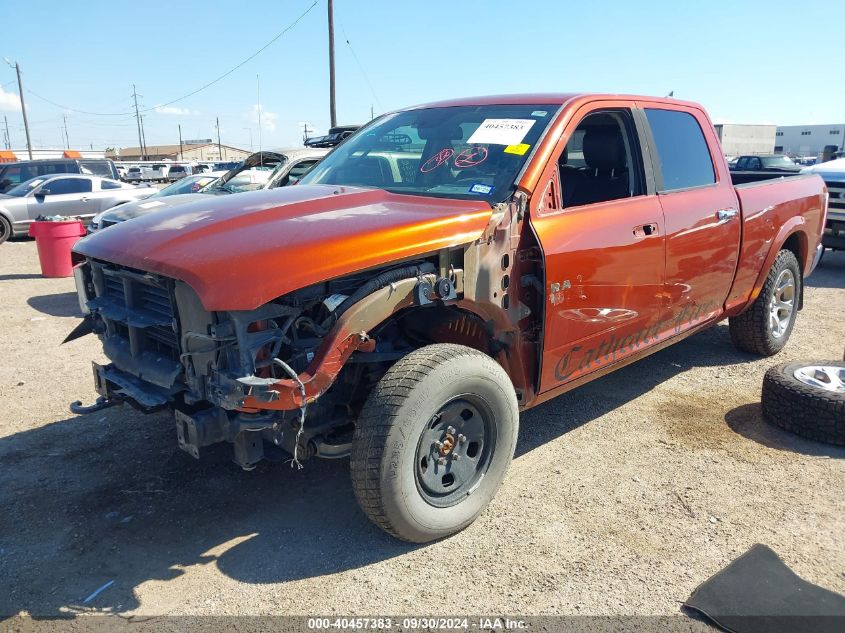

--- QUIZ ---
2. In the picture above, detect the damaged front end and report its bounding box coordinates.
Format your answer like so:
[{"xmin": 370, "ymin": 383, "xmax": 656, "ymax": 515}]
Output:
[{"xmin": 72, "ymin": 257, "xmax": 459, "ymax": 469}]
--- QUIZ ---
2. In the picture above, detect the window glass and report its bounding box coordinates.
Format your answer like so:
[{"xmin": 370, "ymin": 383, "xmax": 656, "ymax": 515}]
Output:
[
  {"xmin": 300, "ymin": 104, "xmax": 556, "ymax": 203},
  {"xmin": 288, "ymin": 159, "xmax": 319, "ymax": 180},
  {"xmin": 645, "ymin": 109, "xmax": 715, "ymax": 191},
  {"xmin": 558, "ymin": 110, "xmax": 643, "ymax": 208},
  {"xmin": 46, "ymin": 178, "xmax": 93, "ymax": 194},
  {"xmin": 80, "ymin": 161, "xmax": 113, "ymax": 177},
  {"xmin": 101, "ymin": 179, "xmax": 123, "ymax": 190}
]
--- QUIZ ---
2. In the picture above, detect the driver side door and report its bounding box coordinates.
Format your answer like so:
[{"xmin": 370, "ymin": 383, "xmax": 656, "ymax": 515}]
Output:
[{"xmin": 28, "ymin": 177, "xmax": 98, "ymax": 222}]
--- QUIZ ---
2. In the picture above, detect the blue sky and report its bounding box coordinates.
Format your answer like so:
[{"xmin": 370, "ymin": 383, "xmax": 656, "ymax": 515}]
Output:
[{"xmin": 1, "ymin": 0, "xmax": 842, "ymax": 152}]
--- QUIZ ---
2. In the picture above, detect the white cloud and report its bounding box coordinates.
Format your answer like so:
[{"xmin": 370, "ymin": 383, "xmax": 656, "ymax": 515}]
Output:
[
  {"xmin": 249, "ymin": 104, "xmax": 278, "ymax": 132},
  {"xmin": 154, "ymin": 105, "xmax": 198, "ymax": 116},
  {"xmin": 0, "ymin": 85, "xmax": 21, "ymax": 111}
]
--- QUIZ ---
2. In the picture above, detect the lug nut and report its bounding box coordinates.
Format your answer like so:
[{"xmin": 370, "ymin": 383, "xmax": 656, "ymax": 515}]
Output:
[
  {"xmin": 438, "ymin": 457, "xmax": 446, "ymax": 466},
  {"xmin": 452, "ymin": 454, "xmax": 461, "ymax": 461},
  {"xmin": 458, "ymin": 434, "xmax": 466, "ymax": 443},
  {"xmin": 447, "ymin": 426, "xmax": 456, "ymax": 434},
  {"xmin": 433, "ymin": 441, "xmax": 443, "ymax": 450}
]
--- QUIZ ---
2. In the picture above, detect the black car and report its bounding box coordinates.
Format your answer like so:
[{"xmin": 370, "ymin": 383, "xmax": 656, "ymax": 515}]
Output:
[{"xmin": 0, "ymin": 159, "xmax": 119, "ymax": 193}]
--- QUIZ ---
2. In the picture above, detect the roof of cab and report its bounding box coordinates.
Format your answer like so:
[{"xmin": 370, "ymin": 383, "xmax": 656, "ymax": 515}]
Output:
[{"xmin": 407, "ymin": 92, "xmax": 706, "ymax": 111}]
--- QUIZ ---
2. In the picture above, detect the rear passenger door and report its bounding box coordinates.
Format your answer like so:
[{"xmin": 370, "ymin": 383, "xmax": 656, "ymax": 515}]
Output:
[
  {"xmin": 640, "ymin": 105, "xmax": 741, "ymax": 333},
  {"xmin": 531, "ymin": 102, "xmax": 667, "ymax": 392}
]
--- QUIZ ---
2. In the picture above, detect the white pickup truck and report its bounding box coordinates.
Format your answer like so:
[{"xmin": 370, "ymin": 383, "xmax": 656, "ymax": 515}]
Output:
[{"xmin": 802, "ymin": 158, "xmax": 845, "ymax": 252}]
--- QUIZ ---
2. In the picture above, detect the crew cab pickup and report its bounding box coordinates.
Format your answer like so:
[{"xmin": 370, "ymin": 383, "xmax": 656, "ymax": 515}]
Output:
[{"xmin": 70, "ymin": 94, "xmax": 827, "ymax": 543}]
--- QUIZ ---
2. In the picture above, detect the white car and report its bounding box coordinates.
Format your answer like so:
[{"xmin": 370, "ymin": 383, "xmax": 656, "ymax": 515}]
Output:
[{"xmin": 0, "ymin": 174, "xmax": 155, "ymax": 244}]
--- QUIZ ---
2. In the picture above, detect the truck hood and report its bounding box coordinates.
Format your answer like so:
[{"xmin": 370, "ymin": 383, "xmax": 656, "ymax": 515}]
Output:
[{"xmin": 74, "ymin": 185, "xmax": 493, "ymax": 310}]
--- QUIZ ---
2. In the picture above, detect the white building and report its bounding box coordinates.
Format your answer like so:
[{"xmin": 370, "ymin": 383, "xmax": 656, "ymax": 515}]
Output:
[
  {"xmin": 774, "ymin": 124, "xmax": 845, "ymax": 159},
  {"xmin": 714, "ymin": 124, "xmax": 776, "ymax": 157}
]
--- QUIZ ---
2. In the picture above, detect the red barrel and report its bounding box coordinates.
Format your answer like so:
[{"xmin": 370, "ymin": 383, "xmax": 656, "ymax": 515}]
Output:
[{"xmin": 28, "ymin": 220, "xmax": 87, "ymax": 278}]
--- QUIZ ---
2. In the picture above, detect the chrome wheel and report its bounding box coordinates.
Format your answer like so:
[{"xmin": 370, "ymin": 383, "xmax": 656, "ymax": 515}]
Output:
[
  {"xmin": 793, "ymin": 365, "xmax": 845, "ymax": 393},
  {"xmin": 768, "ymin": 268, "xmax": 795, "ymax": 338}
]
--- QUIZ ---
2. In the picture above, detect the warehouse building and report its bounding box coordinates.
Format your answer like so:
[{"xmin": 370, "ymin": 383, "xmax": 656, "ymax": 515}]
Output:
[
  {"xmin": 774, "ymin": 124, "xmax": 845, "ymax": 160},
  {"xmin": 714, "ymin": 124, "xmax": 776, "ymax": 157},
  {"xmin": 106, "ymin": 142, "xmax": 250, "ymax": 162}
]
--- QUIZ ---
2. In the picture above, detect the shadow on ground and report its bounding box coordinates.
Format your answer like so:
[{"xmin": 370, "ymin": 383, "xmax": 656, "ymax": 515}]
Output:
[
  {"xmin": 725, "ymin": 402, "xmax": 845, "ymax": 458},
  {"xmin": 0, "ymin": 273, "xmax": 44, "ymax": 282},
  {"xmin": 27, "ymin": 292, "xmax": 83, "ymax": 318},
  {"xmin": 806, "ymin": 249, "xmax": 845, "ymax": 289},
  {"xmin": 0, "ymin": 324, "xmax": 828, "ymax": 616}
]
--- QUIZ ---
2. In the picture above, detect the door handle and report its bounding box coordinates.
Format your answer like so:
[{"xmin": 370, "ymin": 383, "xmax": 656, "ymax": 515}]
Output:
[
  {"xmin": 80, "ymin": 196, "xmax": 90, "ymax": 202},
  {"xmin": 716, "ymin": 208, "xmax": 738, "ymax": 222},
  {"xmin": 633, "ymin": 223, "xmax": 659, "ymax": 238}
]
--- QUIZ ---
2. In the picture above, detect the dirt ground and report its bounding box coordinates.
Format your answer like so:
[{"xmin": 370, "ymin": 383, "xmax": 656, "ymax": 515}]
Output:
[{"xmin": 1, "ymin": 238, "xmax": 843, "ymax": 619}]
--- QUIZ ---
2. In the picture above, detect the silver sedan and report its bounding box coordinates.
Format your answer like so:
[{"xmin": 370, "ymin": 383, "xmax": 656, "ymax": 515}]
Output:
[{"xmin": 0, "ymin": 174, "xmax": 155, "ymax": 244}]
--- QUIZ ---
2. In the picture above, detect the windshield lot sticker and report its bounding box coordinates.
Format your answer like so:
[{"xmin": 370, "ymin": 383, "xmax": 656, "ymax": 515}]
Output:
[
  {"xmin": 531, "ymin": 110, "xmax": 548, "ymax": 117},
  {"xmin": 420, "ymin": 148, "xmax": 454, "ymax": 173},
  {"xmin": 468, "ymin": 183, "xmax": 494, "ymax": 195},
  {"xmin": 454, "ymin": 146, "xmax": 489, "ymax": 168},
  {"xmin": 467, "ymin": 118, "xmax": 535, "ymax": 145},
  {"xmin": 504, "ymin": 143, "xmax": 530, "ymax": 156}
]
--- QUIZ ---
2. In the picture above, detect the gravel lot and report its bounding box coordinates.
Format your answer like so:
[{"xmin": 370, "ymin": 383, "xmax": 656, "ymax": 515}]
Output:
[{"xmin": 1, "ymin": 238, "xmax": 843, "ymax": 619}]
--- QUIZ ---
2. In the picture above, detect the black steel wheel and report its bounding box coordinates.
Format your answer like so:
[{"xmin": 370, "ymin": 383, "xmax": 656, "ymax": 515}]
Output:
[
  {"xmin": 351, "ymin": 344, "xmax": 519, "ymax": 542},
  {"xmin": 0, "ymin": 215, "xmax": 11, "ymax": 245}
]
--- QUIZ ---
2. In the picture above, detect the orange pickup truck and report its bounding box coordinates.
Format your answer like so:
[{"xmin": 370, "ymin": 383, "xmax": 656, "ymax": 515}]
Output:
[{"xmin": 71, "ymin": 93, "xmax": 827, "ymax": 542}]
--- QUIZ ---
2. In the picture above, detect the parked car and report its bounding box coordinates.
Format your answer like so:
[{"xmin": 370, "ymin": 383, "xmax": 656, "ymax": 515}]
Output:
[
  {"xmin": 90, "ymin": 149, "xmax": 327, "ymax": 229},
  {"xmin": 88, "ymin": 172, "xmax": 226, "ymax": 231},
  {"xmin": 165, "ymin": 164, "xmax": 192, "ymax": 181},
  {"xmin": 72, "ymin": 93, "xmax": 826, "ymax": 542},
  {"xmin": 304, "ymin": 124, "xmax": 360, "ymax": 148},
  {"xmin": 729, "ymin": 154, "xmax": 803, "ymax": 184},
  {"xmin": 801, "ymin": 157, "xmax": 845, "ymax": 251},
  {"xmin": 0, "ymin": 159, "xmax": 119, "ymax": 193},
  {"xmin": 123, "ymin": 166, "xmax": 149, "ymax": 183},
  {"xmin": 142, "ymin": 164, "xmax": 170, "ymax": 182},
  {"xmin": 115, "ymin": 165, "xmax": 128, "ymax": 181},
  {"xmin": 0, "ymin": 174, "xmax": 154, "ymax": 244}
]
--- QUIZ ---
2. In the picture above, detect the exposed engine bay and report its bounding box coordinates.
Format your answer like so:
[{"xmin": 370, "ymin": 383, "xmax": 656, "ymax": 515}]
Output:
[{"xmin": 72, "ymin": 256, "xmax": 479, "ymax": 469}]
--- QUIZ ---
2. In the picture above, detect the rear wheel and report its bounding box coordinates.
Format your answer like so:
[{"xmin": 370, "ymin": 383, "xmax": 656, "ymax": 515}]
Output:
[
  {"xmin": 0, "ymin": 215, "xmax": 11, "ymax": 245},
  {"xmin": 350, "ymin": 344, "xmax": 519, "ymax": 542},
  {"xmin": 729, "ymin": 249, "xmax": 801, "ymax": 356}
]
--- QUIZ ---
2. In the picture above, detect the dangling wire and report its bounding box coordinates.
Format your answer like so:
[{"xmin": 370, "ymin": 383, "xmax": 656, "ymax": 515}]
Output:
[{"xmin": 273, "ymin": 358, "xmax": 307, "ymax": 469}]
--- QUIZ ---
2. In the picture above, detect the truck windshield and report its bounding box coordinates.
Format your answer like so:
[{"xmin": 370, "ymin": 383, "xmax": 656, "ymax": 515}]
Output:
[{"xmin": 299, "ymin": 104, "xmax": 557, "ymax": 203}]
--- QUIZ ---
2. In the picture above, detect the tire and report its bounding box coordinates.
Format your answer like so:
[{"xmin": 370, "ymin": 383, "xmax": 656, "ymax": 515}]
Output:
[
  {"xmin": 761, "ymin": 361, "xmax": 845, "ymax": 445},
  {"xmin": 350, "ymin": 343, "xmax": 519, "ymax": 542},
  {"xmin": 729, "ymin": 249, "xmax": 801, "ymax": 356},
  {"xmin": 0, "ymin": 215, "xmax": 11, "ymax": 245}
]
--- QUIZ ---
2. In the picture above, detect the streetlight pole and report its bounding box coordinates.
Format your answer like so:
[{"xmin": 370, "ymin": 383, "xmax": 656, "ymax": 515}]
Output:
[
  {"xmin": 4, "ymin": 59, "xmax": 33, "ymax": 159},
  {"xmin": 178, "ymin": 123, "xmax": 184, "ymax": 161},
  {"xmin": 216, "ymin": 117, "xmax": 223, "ymax": 161}
]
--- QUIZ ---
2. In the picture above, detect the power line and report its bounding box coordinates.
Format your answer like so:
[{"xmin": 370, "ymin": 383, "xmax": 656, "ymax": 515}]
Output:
[
  {"xmin": 22, "ymin": 1, "xmax": 318, "ymax": 117},
  {"xmin": 340, "ymin": 24, "xmax": 382, "ymax": 111}
]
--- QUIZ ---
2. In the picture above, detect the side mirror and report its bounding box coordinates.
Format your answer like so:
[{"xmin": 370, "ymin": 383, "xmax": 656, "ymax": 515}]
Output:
[{"xmin": 35, "ymin": 188, "xmax": 51, "ymax": 198}]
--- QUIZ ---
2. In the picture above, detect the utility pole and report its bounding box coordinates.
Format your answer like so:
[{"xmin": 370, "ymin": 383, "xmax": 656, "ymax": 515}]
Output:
[
  {"xmin": 302, "ymin": 122, "xmax": 312, "ymax": 143},
  {"xmin": 140, "ymin": 114, "xmax": 148, "ymax": 159},
  {"xmin": 4, "ymin": 59, "xmax": 33, "ymax": 159},
  {"xmin": 178, "ymin": 124, "xmax": 184, "ymax": 161},
  {"xmin": 371, "ymin": 105, "xmax": 374, "ymax": 121},
  {"xmin": 3, "ymin": 115, "xmax": 9, "ymax": 149},
  {"xmin": 328, "ymin": 0, "xmax": 337, "ymax": 128},
  {"xmin": 62, "ymin": 114, "xmax": 70, "ymax": 150},
  {"xmin": 132, "ymin": 84, "xmax": 144, "ymax": 160},
  {"xmin": 216, "ymin": 117, "xmax": 223, "ymax": 161}
]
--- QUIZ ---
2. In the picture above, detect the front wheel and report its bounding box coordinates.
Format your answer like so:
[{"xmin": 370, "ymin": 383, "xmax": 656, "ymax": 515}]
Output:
[
  {"xmin": 729, "ymin": 249, "xmax": 801, "ymax": 356},
  {"xmin": 0, "ymin": 215, "xmax": 12, "ymax": 245},
  {"xmin": 350, "ymin": 344, "xmax": 519, "ymax": 542}
]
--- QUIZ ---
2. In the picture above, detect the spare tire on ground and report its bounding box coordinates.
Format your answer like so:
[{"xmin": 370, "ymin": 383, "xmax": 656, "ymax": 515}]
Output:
[{"xmin": 761, "ymin": 361, "xmax": 845, "ymax": 445}]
